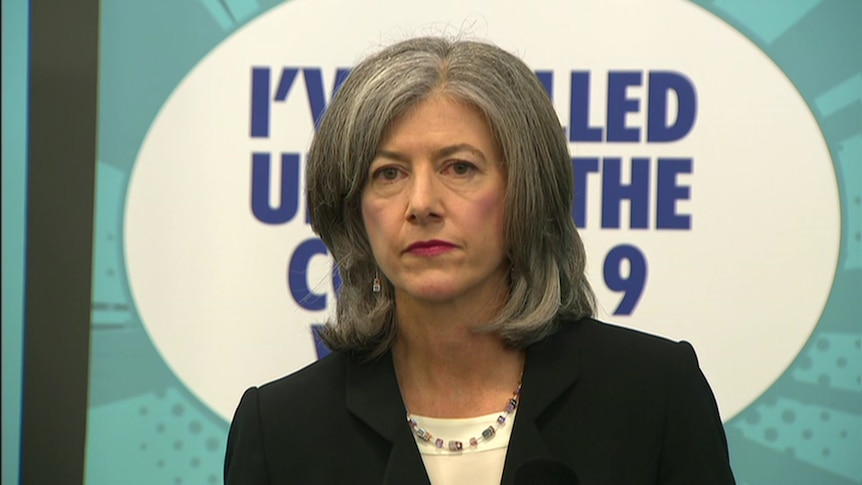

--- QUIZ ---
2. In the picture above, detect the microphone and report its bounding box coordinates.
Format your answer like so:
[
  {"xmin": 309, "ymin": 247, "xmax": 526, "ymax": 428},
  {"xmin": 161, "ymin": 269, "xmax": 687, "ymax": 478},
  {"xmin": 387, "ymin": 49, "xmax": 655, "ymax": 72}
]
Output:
[{"xmin": 514, "ymin": 457, "xmax": 579, "ymax": 485}]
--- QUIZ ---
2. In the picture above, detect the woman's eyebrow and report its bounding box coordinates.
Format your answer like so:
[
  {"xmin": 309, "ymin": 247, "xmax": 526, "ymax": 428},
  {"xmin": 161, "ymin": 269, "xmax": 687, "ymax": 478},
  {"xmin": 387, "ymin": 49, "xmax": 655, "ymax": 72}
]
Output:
[
  {"xmin": 432, "ymin": 143, "xmax": 486, "ymax": 162},
  {"xmin": 373, "ymin": 150, "xmax": 410, "ymax": 163},
  {"xmin": 374, "ymin": 143, "xmax": 486, "ymax": 162},
  {"xmin": 373, "ymin": 143, "xmax": 488, "ymax": 166}
]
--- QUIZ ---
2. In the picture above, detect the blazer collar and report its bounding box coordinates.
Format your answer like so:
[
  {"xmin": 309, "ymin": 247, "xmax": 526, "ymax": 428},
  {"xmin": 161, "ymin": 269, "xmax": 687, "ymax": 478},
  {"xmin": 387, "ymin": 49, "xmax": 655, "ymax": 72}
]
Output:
[
  {"xmin": 345, "ymin": 352, "xmax": 431, "ymax": 484},
  {"xmin": 501, "ymin": 319, "xmax": 583, "ymax": 484},
  {"xmin": 344, "ymin": 318, "xmax": 583, "ymax": 485}
]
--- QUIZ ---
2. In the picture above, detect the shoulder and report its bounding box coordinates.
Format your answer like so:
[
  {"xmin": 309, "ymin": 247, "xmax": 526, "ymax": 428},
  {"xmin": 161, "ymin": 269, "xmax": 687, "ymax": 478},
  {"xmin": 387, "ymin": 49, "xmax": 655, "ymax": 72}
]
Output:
[
  {"xmin": 225, "ymin": 352, "xmax": 354, "ymax": 479},
  {"xmin": 532, "ymin": 316, "xmax": 704, "ymax": 401},
  {"xmin": 252, "ymin": 351, "xmax": 351, "ymax": 416},
  {"xmin": 560, "ymin": 316, "xmax": 698, "ymax": 368},
  {"xmin": 226, "ymin": 352, "xmax": 392, "ymax": 483},
  {"xmin": 520, "ymin": 318, "xmax": 734, "ymax": 482},
  {"xmin": 524, "ymin": 316, "xmax": 703, "ymax": 410},
  {"xmin": 569, "ymin": 316, "xmax": 683, "ymax": 347},
  {"xmin": 556, "ymin": 320, "xmax": 733, "ymax": 481}
]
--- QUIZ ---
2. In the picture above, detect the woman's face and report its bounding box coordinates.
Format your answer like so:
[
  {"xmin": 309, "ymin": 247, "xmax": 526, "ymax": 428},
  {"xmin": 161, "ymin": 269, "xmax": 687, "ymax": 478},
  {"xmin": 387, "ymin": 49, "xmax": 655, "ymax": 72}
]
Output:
[{"xmin": 361, "ymin": 95, "xmax": 509, "ymax": 309}]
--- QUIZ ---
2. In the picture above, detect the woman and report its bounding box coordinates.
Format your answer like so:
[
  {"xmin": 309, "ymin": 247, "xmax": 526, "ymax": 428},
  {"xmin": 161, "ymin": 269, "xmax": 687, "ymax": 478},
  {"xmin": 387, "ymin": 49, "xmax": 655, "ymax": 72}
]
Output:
[{"xmin": 225, "ymin": 37, "xmax": 735, "ymax": 484}]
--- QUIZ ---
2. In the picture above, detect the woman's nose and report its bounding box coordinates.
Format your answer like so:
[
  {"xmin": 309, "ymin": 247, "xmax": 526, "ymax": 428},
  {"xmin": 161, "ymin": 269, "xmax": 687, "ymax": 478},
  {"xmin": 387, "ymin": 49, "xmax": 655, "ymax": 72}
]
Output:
[{"xmin": 405, "ymin": 168, "xmax": 442, "ymax": 223}]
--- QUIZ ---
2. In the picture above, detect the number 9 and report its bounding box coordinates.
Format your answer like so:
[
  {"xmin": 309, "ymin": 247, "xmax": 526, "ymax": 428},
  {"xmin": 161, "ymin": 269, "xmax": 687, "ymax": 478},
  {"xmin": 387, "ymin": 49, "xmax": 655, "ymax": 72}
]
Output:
[{"xmin": 603, "ymin": 244, "xmax": 648, "ymax": 315}]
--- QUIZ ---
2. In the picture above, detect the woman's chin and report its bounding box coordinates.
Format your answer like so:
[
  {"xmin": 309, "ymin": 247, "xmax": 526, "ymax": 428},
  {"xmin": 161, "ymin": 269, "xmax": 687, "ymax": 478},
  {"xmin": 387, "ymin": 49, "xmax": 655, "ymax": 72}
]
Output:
[
  {"xmin": 397, "ymin": 287, "xmax": 463, "ymax": 304},
  {"xmin": 394, "ymin": 280, "xmax": 506, "ymax": 309}
]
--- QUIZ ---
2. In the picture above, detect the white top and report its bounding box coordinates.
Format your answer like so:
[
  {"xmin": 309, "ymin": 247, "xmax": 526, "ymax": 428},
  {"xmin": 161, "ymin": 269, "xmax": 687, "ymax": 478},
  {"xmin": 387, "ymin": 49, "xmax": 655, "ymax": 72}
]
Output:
[{"xmin": 409, "ymin": 410, "xmax": 517, "ymax": 485}]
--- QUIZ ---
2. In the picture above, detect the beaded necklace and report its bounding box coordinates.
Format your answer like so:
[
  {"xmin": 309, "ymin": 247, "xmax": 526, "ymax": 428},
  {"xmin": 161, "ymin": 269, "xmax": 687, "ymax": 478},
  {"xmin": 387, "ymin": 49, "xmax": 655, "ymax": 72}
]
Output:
[{"xmin": 405, "ymin": 382, "xmax": 522, "ymax": 452}]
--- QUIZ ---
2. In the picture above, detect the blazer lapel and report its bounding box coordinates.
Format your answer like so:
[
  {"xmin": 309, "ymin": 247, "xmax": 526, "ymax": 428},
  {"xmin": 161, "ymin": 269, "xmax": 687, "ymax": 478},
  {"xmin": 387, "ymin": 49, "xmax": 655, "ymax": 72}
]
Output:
[
  {"xmin": 345, "ymin": 352, "xmax": 431, "ymax": 485},
  {"xmin": 501, "ymin": 320, "xmax": 583, "ymax": 484}
]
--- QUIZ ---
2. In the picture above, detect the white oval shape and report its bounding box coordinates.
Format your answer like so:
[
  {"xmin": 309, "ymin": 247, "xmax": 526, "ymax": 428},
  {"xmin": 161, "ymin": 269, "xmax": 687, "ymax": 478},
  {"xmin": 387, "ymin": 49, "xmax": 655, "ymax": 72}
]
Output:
[{"xmin": 125, "ymin": 0, "xmax": 840, "ymax": 421}]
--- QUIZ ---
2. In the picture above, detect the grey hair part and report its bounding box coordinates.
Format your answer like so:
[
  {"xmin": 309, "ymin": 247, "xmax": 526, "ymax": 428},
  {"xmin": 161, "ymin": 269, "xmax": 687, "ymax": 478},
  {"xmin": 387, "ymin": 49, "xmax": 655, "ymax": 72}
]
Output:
[{"xmin": 306, "ymin": 36, "xmax": 595, "ymax": 359}]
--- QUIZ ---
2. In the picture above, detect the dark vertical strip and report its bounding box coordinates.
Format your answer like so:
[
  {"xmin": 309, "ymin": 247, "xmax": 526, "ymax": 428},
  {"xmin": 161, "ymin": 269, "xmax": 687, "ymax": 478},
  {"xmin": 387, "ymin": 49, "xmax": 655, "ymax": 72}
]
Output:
[{"xmin": 21, "ymin": 0, "xmax": 100, "ymax": 483}]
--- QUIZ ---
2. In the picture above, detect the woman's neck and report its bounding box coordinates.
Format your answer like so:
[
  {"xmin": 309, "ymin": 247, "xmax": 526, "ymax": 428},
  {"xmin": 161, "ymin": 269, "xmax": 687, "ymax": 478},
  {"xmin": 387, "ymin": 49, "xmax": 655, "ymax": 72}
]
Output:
[{"xmin": 391, "ymin": 296, "xmax": 525, "ymax": 418}]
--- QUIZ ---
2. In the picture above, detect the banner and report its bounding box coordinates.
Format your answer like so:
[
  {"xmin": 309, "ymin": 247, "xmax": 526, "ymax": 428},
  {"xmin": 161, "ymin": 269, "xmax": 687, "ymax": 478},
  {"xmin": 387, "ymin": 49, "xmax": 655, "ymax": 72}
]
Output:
[{"xmin": 86, "ymin": 1, "xmax": 861, "ymax": 483}]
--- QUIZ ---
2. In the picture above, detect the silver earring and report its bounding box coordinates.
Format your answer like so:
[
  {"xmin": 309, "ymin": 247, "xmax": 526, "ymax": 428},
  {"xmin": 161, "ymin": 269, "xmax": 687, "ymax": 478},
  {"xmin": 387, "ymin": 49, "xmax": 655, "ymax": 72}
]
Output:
[{"xmin": 372, "ymin": 272, "xmax": 381, "ymax": 293}]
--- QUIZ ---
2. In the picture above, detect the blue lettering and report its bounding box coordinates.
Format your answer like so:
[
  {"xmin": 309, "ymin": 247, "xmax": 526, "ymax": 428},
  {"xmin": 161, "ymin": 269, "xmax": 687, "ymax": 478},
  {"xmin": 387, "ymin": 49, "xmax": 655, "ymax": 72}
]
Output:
[
  {"xmin": 572, "ymin": 157, "xmax": 600, "ymax": 228},
  {"xmin": 535, "ymin": 70, "xmax": 553, "ymax": 100},
  {"xmin": 274, "ymin": 67, "xmax": 299, "ymax": 101},
  {"xmin": 250, "ymin": 67, "xmax": 352, "ymax": 137},
  {"xmin": 601, "ymin": 157, "xmax": 650, "ymax": 229},
  {"xmin": 288, "ymin": 238, "xmax": 330, "ymax": 311},
  {"xmin": 569, "ymin": 71, "xmax": 603, "ymax": 142},
  {"xmin": 603, "ymin": 244, "xmax": 648, "ymax": 315},
  {"xmin": 647, "ymin": 71, "xmax": 697, "ymax": 142},
  {"xmin": 303, "ymin": 67, "xmax": 351, "ymax": 128},
  {"xmin": 249, "ymin": 67, "xmax": 299, "ymax": 139},
  {"xmin": 250, "ymin": 67, "xmax": 273, "ymax": 137},
  {"xmin": 606, "ymin": 71, "xmax": 642, "ymax": 142},
  {"xmin": 251, "ymin": 152, "xmax": 301, "ymax": 224},
  {"xmin": 656, "ymin": 158, "xmax": 693, "ymax": 229}
]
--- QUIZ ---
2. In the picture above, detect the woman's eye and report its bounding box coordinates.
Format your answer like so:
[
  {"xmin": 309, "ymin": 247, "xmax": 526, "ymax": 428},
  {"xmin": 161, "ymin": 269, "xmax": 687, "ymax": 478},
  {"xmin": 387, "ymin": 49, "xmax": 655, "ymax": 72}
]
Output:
[
  {"xmin": 375, "ymin": 167, "xmax": 401, "ymax": 181},
  {"xmin": 449, "ymin": 161, "xmax": 475, "ymax": 175}
]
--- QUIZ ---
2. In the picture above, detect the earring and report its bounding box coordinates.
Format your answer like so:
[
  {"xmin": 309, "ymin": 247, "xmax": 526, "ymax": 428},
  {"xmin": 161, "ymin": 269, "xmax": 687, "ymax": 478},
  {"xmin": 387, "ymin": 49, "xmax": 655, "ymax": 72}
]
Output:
[{"xmin": 372, "ymin": 272, "xmax": 381, "ymax": 293}]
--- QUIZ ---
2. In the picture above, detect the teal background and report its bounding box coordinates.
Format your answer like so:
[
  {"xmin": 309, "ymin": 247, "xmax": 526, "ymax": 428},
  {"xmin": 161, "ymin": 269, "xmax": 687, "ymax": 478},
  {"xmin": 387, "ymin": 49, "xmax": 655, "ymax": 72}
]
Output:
[
  {"xmin": 87, "ymin": 4, "xmax": 287, "ymax": 483},
  {"xmin": 693, "ymin": 1, "xmax": 861, "ymax": 483},
  {"xmin": 0, "ymin": 0, "xmax": 856, "ymax": 484},
  {"xmin": 1, "ymin": 0, "xmax": 29, "ymax": 484}
]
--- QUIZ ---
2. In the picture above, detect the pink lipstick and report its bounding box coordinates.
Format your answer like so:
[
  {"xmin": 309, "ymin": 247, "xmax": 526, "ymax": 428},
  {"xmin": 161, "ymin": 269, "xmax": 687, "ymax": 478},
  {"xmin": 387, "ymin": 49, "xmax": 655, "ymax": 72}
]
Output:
[{"xmin": 405, "ymin": 240, "xmax": 456, "ymax": 256}]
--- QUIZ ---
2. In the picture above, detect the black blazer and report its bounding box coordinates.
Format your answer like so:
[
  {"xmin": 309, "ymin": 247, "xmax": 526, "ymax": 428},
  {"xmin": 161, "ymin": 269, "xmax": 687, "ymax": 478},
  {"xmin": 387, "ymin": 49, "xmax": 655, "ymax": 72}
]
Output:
[{"xmin": 224, "ymin": 318, "xmax": 735, "ymax": 484}]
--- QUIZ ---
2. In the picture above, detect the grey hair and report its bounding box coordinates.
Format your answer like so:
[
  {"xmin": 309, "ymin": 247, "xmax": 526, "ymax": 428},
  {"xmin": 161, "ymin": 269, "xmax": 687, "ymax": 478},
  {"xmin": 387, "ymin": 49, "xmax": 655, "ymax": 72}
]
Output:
[{"xmin": 306, "ymin": 36, "xmax": 595, "ymax": 359}]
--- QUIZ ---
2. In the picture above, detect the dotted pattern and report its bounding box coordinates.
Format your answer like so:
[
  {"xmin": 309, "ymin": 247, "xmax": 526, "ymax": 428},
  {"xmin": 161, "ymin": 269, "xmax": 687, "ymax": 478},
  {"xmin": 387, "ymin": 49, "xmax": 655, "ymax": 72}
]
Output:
[
  {"xmin": 793, "ymin": 331, "xmax": 862, "ymax": 392},
  {"xmin": 834, "ymin": 133, "xmax": 862, "ymax": 271},
  {"xmin": 732, "ymin": 397, "xmax": 861, "ymax": 481},
  {"xmin": 86, "ymin": 387, "xmax": 226, "ymax": 485},
  {"xmin": 698, "ymin": 1, "xmax": 862, "ymax": 483}
]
